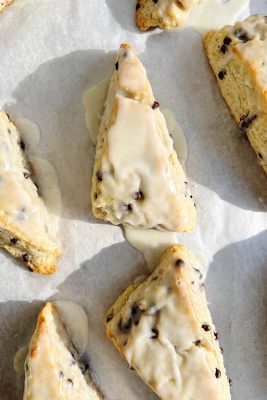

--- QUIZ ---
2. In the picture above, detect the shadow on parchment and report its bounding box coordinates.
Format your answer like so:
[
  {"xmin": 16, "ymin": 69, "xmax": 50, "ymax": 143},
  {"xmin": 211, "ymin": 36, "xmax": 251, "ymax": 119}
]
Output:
[{"xmin": 206, "ymin": 229, "xmax": 267, "ymax": 399}]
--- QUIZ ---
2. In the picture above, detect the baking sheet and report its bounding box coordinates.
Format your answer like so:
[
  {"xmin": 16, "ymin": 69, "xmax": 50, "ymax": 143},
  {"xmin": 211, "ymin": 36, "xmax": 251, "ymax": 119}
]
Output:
[{"xmin": 0, "ymin": 0, "xmax": 267, "ymax": 399}]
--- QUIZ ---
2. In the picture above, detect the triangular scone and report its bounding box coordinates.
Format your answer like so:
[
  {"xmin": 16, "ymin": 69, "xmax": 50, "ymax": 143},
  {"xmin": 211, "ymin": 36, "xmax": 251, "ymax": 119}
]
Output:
[
  {"xmin": 0, "ymin": 112, "xmax": 61, "ymax": 274},
  {"xmin": 135, "ymin": 0, "xmax": 201, "ymax": 31},
  {"xmin": 106, "ymin": 245, "xmax": 231, "ymax": 400},
  {"xmin": 0, "ymin": 0, "xmax": 14, "ymax": 12},
  {"xmin": 24, "ymin": 302, "xmax": 103, "ymax": 400},
  {"xmin": 91, "ymin": 44, "xmax": 196, "ymax": 232},
  {"xmin": 204, "ymin": 15, "xmax": 267, "ymax": 175}
]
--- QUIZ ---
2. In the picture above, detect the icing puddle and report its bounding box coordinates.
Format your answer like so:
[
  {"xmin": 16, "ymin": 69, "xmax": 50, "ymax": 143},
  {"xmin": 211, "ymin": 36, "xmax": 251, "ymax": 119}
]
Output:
[
  {"xmin": 13, "ymin": 117, "xmax": 63, "ymax": 235},
  {"xmin": 186, "ymin": 0, "xmax": 250, "ymax": 33},
  {"xmin": 83, "ymin": 79, "xmax": 208, "ymax": 277}
]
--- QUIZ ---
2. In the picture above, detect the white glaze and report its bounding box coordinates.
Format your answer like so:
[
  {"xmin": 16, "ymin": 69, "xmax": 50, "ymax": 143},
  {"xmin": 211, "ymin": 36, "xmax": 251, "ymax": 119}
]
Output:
[
  {"xmin": 83, "ymin": 83, "xmax": 188, "ymax": 166},
  {"xmin": 54, "ymin": 300, "xmax": 89, "ymax": 355},
  {"xmin": 124, "ymin": 226, "xmax": 178, "ymax": 271},
  {"xmin": 13, "ymin": 345, "xmax": 28, "ymax": 375},
  {"xmin": 0, "ymin": 112, "xmax": 58, "ymax": 247},
  {"xmin": 14, "ymin": 117, "xmax": 62, "ymax": 235},
  {"xmin": 82, "ymin": 78, "xmax": 110, "ymax": 145},
  {"xmin": 185, "ymin": 0, "xmax": 250, "ymax": 34},
  {"xmin": 108, "ymin": 250, "xmax": 219, "ymax": 399}
]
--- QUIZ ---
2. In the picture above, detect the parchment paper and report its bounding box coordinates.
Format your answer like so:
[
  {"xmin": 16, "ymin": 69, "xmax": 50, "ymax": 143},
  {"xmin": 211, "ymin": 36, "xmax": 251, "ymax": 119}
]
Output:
[{"xmin": 0, "ymin": 0, "xmax": 267, "ymax": 399}]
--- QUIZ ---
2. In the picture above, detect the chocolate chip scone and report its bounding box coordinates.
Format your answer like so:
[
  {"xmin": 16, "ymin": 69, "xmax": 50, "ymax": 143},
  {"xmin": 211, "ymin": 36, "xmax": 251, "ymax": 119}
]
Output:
[
  {"xmin": 0, "ymin": 112, "xmax": 61, "ymax": 274},
  {"xmin": 92, "ymin": 44, "xmax": 196, "ymax": 232},
  {"xmin": 24, "ymin": 302, "xmax": 103, "ymax": 400},
  {"xmin": 0, "ymin": 0, "xmax": 14, "ymax": 12},
  {"xmin": 106, "ymin": 245, "xmax": 231, "ymax": 400},
  {"xmin": 135, "ymin": 0, "xmax": 201, "ymax": 31},
  {"xmin": 204, "ymin": 15, "xmax": 267, "ymax": 176}
]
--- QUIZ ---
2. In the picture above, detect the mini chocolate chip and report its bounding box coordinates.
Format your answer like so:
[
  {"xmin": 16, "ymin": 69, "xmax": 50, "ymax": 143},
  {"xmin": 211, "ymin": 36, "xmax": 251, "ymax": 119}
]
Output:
[
  {"xmin": 133, "ymin": 191, "xmax": 144, "ymax": 200},
  {"xmin": 215, "ymin": 368, "xmax": 221, "ymax": 379},
  {"xmin": 153, "ymin": 0, "xmax": 158, "ymax": 3},
  {"xmin": 189, "ymin": 195, "xmax": 193, "ymax": 199},
  {"xmin": 258, "ymin": 152, "xmax": 263, "ymax": 159},
  {"xmin": 130, "ymin": 366, "xmax": 135, "ymax": 370},
  {"xmin": 185, "ymin": 181, "xmax": 188, "ymax": 184},
  {"xmin": 131, "ymin": 304, "xmax": 138, "ymax": 316},
  {"xmin": 106, "ymin": 312, "xmax": 114, "ymax": 323},
  {"xmin": 220, "ymin": 44, "xmax": 228, "ymax": 54},
  {"xmin": 67, "ymin": 378, "xmax": 73, "ymax": 388},
  {"xmin": 151, "ymin": 328, "xmax": 159, "ymax": 339},
  {"xmin": 22, "ymin": 254, "xmax": 29, "ymax": 263},
  {"xmin": 96, "ymin": 171, "xmax": 102, "ymax": 181},
  {"xmin": 115, "ymin": 61, "xmax": 119, "ymax": 70},
  {"xmin": 152, "ymin": 101, "xmax": 160, "ymax": 109},
  {"xmin": 218, "ymin": 70, "xmax": 227, "ymax": 80},
  {"xmin": 220, "ymin": 347, "xmax": 224, "ymax": 354},
  {"xmin": 95, "ymin": 193, "xmax": 98, "ymax": 199},
  {"xmin": 20, "ymin": 141, "xmax": 25, "ymax": 151},
  {"xmin": 223, "ymin": 37, "xmax": 232, "ymax": 45},
  {"xmin": 10, "ymin": 238, "xmax": 18, "ymax": 244},
  {"xmin": 239, "ymin": 32, "xmax": 249, "ymax": 42},
  {"xmin": 228, "ymin": 378, "xmax": 233, "ymax": 387},
  {"xmin": 23, "ymin": 172, "xmax": 30, "ymax": 179},
  {"xmin": 175, "ymin": 259, "xmax": 185, "ymax": 268},
  {"xmin": 193, "ymin": 339, "xmax": 201, "ymax": 346},
  {"xmin": 119, "ymin": 318, "xmax": 132, "ymax": 333},
  {"xmin": 191, "ymin": 281, "xmax": 194, "ymax": 285},
  {"xmin": 136, "ymin": 3, "xmax": 140, "ymax": 11},
  {"xmin": 214, "ymin": 331, "xmax": 219, "ymax": 340},
  {"xmin": 125, "ymin": 204, "xmax": 132, "ymax": 212},
  {"xmin": 194, "ymin": 268, "xmax": 203, "ymax": 280},
  {"xmin": 59, "ymin": 371, "xmax": 64, "ymax": 379},
  {"xmin": 239, "ymin": 113, "xmax": 257, "ymax": 131},
  {"xmin": 202, "ymin": 324, "xmax": 211, "ymax": 332}
]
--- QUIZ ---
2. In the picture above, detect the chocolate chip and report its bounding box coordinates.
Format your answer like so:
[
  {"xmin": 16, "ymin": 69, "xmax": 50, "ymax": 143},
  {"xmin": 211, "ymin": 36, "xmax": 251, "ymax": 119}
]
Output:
[
  {"xmin": 218, "ymin": 70, "xmax": 227, "ymax": 80},
  {"xmin": 96, "ymin": 171, "xmax": 102, "ymax": 181},
  {"xmin": 136, "ymin": 3, "xmax": 140, "ymax": 11},
  {"xmin": 153, "ymin": 0, "xmax": 158, "ymax": 3},
  {"xmin": 10, "ymin": 238, "xmax": 18, "ymax": 244},
  {"xmin": 175, "ymin": 259, "xmax": 185, "ymax": 268},
  {"xmin": 258, "ymin": 152, "xmax": 263, "ymax": 159},
  {"xmin": 151, "ymin": 328, "xmax": 159, "ymax": 339},
  {"xmin": 220, "ymin": 347, "xmax": 224, "ymax": 354},
  {"xmin": 124, "ymin": 204, "xmax": 132, "ymax": 212},
  {"xmin": 214, "ymin": 331, "xmax": 219, "ymax": 340},
  {"xmin": 220, "ymin": 44, "xmax": 228, "ymax": 54},
  {"xmin": 193, "ymin": 339, "xmax": 201, "ymax": 346},
  {"xmin": 215, "ymin": 368, "xmax": 221, "ymax": 379},
  {"xmin": 115, "ymin": 61, "xmax": 119, "ymax": 70},
  {"xmin": 202, "ymin": 324, "xmax": 211, "ymax": 332},
  {"xmin": 194, "ymin": 268, "xmax": 203, "ymax": 280},
  {"xmin": 223, "ymin": 37, "xmax": 232, "ymax": 45},
  {"xmin": 20, "ymin": 141, "xmax": 25, "ymax": 151},
  {"xmin": 119, "ymin": 318, "xmax": 132, "ymax": 333},
  {"xmin": 94, "ymin": 193, "xmax": 98, "ymax": 199},
  {"xmin": 23, "ymin": 172, "xmax": 30, "ymax": 179},
  {"xmin": 22, "ymin": 254, "xmax": 29, "ymax": 263},
  {"xmin": 131, "ymin": 304, "xmax": 143, "ymax": 326},
  {"xmin": 67, "ymin": 378, "xmax": 73, "ymax": 388},
  {"xmin": 185, "ymin": 181, "xmax": 188, "ymax": 184},
  {"xmin": 189, "ymin": 195, "xmax": 193, "ymax": 199},
  {"xmin": 59, "ymin": 371, "xmax": 64, "ymax": 379},
  {"xmin": 152, "ymin": 101, "xmax": 160, "ymax": 109},
  {"xmin": 239, "ymin": 32, "xmax": 249, "ymax": 42},
  {"xmin": 133, "ymin": 191, "xmax": 144, "ymax": 200},
  {"xmin": 131, "ymin": 304, "xmax": 138, "ymax": 316},
  {"xmin": 106, "ymin": 312, "xmax": 114, "ymax": 323},
  {"xmin": 228, "ymin": 378, "xmax": 233, "ymax": 387},
  {"xmin": 239, "ymin": 113, "xmax": 257, "ymax": 131}
]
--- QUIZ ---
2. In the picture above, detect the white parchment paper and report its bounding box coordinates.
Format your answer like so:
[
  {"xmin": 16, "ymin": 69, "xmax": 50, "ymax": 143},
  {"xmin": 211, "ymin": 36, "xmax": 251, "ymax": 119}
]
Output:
[{"xmin": 0, "ymin": 0, "xmax": 267, "ymax": 399}]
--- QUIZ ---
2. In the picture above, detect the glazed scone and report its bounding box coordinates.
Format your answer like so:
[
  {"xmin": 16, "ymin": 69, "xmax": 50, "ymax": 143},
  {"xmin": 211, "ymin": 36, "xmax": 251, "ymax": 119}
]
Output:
[
  {"xmin": 0, "ymin": 0, "xmax": 14, "ymax": 12},
  {"xmin": 91, "ymin": 44, "xmax": 196, "ymax": 232},
  {"xmin": 135, "ymin": 0, "xmax": 202, "ymax": 31},
  {"xmin": 24, "ymin": 302, "xmax": 103, "ymax": 400},
  {"xmin": 0, "ymin": 111, "xmax": 61, "ymax": 274},
  {"xmin": 204, "ymin": 15, "xmax": 267, "ymax": 175},
  {"xmin": 106, "ymin": 245, "xmax": 231, "ymax": 400}
]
